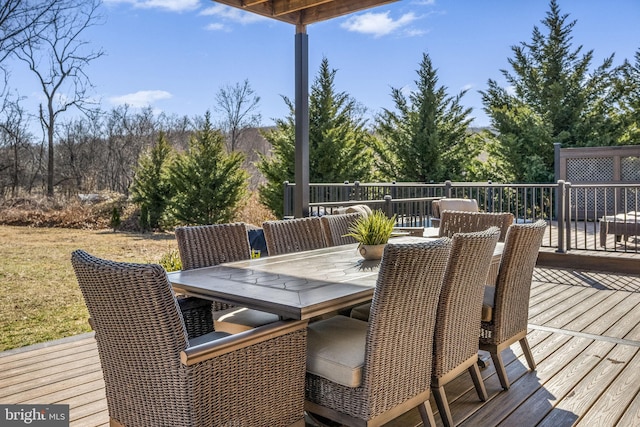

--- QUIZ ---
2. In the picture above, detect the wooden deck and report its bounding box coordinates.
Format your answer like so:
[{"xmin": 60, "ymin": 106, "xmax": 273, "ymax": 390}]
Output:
[{"xmin": 2, "ymin": 265, "xmax": 640, "ymax": 426}]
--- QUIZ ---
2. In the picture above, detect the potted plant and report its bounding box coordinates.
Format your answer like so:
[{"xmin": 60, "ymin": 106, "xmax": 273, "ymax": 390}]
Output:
[{"xmin": 344, "ymin": 209, "xmax": 397, "ymax": 260}]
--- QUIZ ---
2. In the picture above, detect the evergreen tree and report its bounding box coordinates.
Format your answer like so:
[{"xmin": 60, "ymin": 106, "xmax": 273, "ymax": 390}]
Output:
[
  {"xmin": 481, "ymin": 0, "xmax": 623, "ymax": 182},
  {"xmin": 258, "ymin": 57, "xmax": 376, "ymax": 217},
  {"xmin": 619, "ymin": 50, "xmax": 640, "ymax": 144},
  {"xmin": 168, "ymin": 112, "xmax": 248, "ymax": 225},
  {"xmin": 130, "ymin": 132, "xmax": 173, "ymax": 231},
  {"xmin": 374, "ymin": 52, "xmax": 479, "ymax": 182},
  {"xmin": 109, "ymin": 206, "xmax": 121, "ymax": 232}
]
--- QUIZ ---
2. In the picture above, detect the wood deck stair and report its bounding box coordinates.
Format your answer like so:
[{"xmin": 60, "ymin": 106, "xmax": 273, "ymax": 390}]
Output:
[{"xmin": 2, "ymin": 266, "xmax": 640, "ymax": 426}]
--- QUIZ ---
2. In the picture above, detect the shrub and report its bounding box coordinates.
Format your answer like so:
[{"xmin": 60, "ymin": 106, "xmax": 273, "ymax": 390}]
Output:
[{"xmin": 158, "ymin": 249, "xmax": 182, "ymax": 272}]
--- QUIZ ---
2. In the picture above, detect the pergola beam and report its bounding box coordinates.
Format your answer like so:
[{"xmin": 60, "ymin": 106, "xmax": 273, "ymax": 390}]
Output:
[
  {"xmin": 214, "ymin": 0, "xmax": 397, "ymax": 25},
  {"xmin": 273, "ymin": 0, "xmax": 333, "ymax": 17}
]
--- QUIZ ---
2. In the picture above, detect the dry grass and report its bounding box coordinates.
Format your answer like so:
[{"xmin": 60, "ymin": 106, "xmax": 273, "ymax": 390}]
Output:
[
  {"xmin": 235, "ymin": 191, "xmax": 277, "ymax": 226},
  {"xmin": 0, "ymin": 190, "xmax": 277, "ymax": 352},
  {"xmin": 0, "ymin": 225, "xmax": 178, "ymax": 351}
]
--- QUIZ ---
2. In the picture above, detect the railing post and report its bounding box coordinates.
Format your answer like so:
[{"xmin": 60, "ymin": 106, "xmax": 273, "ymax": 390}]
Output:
[
  {"xmin": 384, "ymin": 195, "xmax": 393, "ymax": 218},
  {"xmin": 565, "ymin": 181, "xmax": 572, "ymax": 251},
  {"xmin": 283, "ymin": 181, "xmax": 291, "ymax": 218},
  {"xmin": 554, "ymin": 142, "xmax": 561, "ymax": 182},
  {"xmin": 354, "ymin": 181, "xmax": 361, "ymax": 201},
  {"xmin": 487, "ymin": 180, "xmax": 494, "ymax": 212},
  {"xmin": 342, "ymin": 181, "xmax": 349, "ymax": 202},
  {"xmin": 556, "ymin": 180, "xmax": 565, "ymax": 253},
  {"xmin": 444, "ymin": 180, "xmax": 452, "ymax": 198}
]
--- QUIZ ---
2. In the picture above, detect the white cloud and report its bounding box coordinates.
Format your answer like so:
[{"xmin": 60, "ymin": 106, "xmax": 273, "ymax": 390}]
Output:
[
  {"xmin": 461, "ymin": 84, "xmax": 473, "ymax": 92},
  {"xmin": 108, "ymin": 90, "xmax": 172, "ymax": 108},
  {"xmin": 103, "ymin": 0, "xmax": 200, "ymax": 13},
  {"xmin": 200, "ymin": 4, "xmax": 268, "ymax": 25},
  {"xmin": 206, "ymin": 22, "xmax": 228, "ymax": 32},
  {"xmin": 341, "ymin": 12, "xmax": 419, "ymax": 38}
]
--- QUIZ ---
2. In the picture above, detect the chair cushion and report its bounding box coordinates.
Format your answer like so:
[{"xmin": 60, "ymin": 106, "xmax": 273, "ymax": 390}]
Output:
[
  {"xmin": 344, "ymin": 204, "xmax": 372, "ymax": 217},
  {"xmin": 481, "ymin": 286, "xmax": 495, "ymax": 322},
  {"xmin": 350, "ymin": 303, "xmax": 371, "ymax": 322},
  {"xmin": 213, "ymin": 307, "xmax": 280, "ymax": 334},
  {"xmin": 307, "ymin": 315, "xmax": 368, "ymax": 388},
  {"xmin": 188, "ymin": 330, "xmax": 232, "ymax": 347},
  {"xmin": 438, "ymin": 198, "xmax": 479, "ymax": 214}
]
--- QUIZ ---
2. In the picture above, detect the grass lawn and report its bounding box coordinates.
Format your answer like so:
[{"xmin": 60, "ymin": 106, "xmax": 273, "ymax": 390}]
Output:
[{"xmin": 0, "ymin": 225, "xmax": 178, "ymax": 351}]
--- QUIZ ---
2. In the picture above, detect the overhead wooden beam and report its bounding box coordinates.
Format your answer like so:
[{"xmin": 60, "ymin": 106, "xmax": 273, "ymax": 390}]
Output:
[
  {"xmin": 273, "ymin": 0, "xmax": 332, "ymax": 17},
  {"xmin": 211, "ymin": 0, "xmax": 399, "ymax": 25},
  {"xmin": 212, "ymin": 0, "xmax": 297, "ymax": 24},
  {"xmin": 299, "ymin": 0, "xmax": 398, "ymax": 25},
  {"xmin": 242, "ymin": 0, "xmax": 268, "ymax": 6}
]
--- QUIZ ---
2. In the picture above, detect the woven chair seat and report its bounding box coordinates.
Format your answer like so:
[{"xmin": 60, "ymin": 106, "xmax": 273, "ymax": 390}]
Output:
[
  {"xmin": 431, "ymin": 227, "xmax": 500, "ymax": 427},
  {"xmin": 175, "ymin": 223, "xmax": 280, "ymax": 334},
  {"xmin": 71, "ymin": 250, "xmax": 308, "ymax": 427},
  {"xmin": 305, "ymin": 239, "xmax": 452, "ymax": 427},
  {"xmin": 479, "ymin": 220, "xmax": 547, "ymax": 391},
  {"xmin": 439, "ymin": 211, "xmax": 514, "ymax": 242},
  {"xmin": 263, "ymin": 217, "xmax": 328, "ymax": 256},
  {"xmin": 321, "ymin": 212, "xmax": 362, "ymax": 246}
]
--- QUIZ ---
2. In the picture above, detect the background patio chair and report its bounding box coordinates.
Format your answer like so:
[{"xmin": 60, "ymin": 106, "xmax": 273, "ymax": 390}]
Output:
[
  {"xmin": 331, "ymin": 204, "xmax": 373, "ymax": 217},
  {"xmin": 431, "ymin": 227, "xmax": 500, "ymax": 427},
  {"xmin": 439, "ymin": 211, "xmax": 514, "ymax": 242},
  {"xmin": 175, "ymin": 223, "xmax": 280, "ymax": 334},
  {"xmin": 321, "ymin": 212, "xmax": 362, "ymax": 246},
  {"xmin": 480, "ymin": 219, "xmax": 547, "ymax": 390},
  {"xmin": 304, "ymin": 239, "xmax": 452, "ymax": 427},
  {"xmin": 71, "ymin": 250, "xmax": 308, "ymax": 427},
  {"xmin": 262, "ymin": 216, "xmax": 328, "ymax": 256},
  {"xmin": 431, "ymin": 198, "xmax": 479, "ymax": 227}
]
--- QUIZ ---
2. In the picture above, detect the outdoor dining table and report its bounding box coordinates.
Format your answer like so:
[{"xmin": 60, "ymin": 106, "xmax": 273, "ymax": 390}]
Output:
[{"xmin": 167, "ymin": 236, "xmax": 504, "ymax": 321}]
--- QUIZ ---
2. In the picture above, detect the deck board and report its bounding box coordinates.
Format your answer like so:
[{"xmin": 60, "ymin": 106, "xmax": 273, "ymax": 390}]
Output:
[
  {"xmin": 575, "ymin": 350, "xmax": 640, "ymax": 426},
  {"xmin": 538, "ymin": 345, "xmax": 640, "ymax": 426},
  {"xmin": 2, "ymin": 264, "xmax": 640, "ymax": 427}
]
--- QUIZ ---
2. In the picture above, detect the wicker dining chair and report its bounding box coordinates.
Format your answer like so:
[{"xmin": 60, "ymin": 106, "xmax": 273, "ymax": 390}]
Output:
[
  {"xmin": 262, "ymin": 216, "xmax": 328, "ymax": 256},
  {"xmin": 431, "ymin": 198, "xmax": 479, "ymax": 227},
  {"xmin": 480, "ymin": 220, "xmax": 547, "ymax": 390},
  {"xmin": 71, "ymin": 250, "xmax": 308, "ymax": 427},
  {"xmin": 175, "ymin": 223, "xmax": 280, "ymax": 334},
  {"xmin": 439, "ymin": 210, "xmax": 514, "ymax": 242},
  {"xmin": 305, "ymin": 239, "xmax": 452, "ymax": 427},
  {"xmin": 431, "ymin": 227, "xmax": 500, "ymax": 427},
  {"xmin": 320, "ymin": 212, "xmax": 362, "ymax": 246}
]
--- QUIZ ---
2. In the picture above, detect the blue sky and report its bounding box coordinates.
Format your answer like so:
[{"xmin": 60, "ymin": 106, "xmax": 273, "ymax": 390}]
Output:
[{"xmin": 8, "ymin": 0, "xmax": 640, "ymax": 130}]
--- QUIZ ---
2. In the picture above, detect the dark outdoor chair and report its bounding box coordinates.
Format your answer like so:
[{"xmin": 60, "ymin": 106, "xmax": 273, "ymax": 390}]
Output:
[
  {"xmin": 480, "ymin": 220, "xmax": 547, "ymax": 390},
  {"xmin": 304, "ymin": 239, "xmax": 452, "ymax": 427},
  {"xmin": 71, "ymin": 250, "xmax": 308, "ymax": 427}
]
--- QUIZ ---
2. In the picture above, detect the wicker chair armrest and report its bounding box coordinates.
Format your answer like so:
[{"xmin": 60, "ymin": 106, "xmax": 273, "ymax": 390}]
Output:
[
  {"xmin": 177, "ymin": 296, "xmax": 214, "ymax": 339},
  {"xmin": 182, "ymin": 319, "xmax": 309, "ymax": 426},
  {"xmin": 181, "ymin": 319, "xmax": 308, "ymax": 366}
]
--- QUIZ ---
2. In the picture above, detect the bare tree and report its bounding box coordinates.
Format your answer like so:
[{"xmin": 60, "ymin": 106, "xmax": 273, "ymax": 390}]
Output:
[
  {"xmin": 0, "ymin": 0, "xmax": 64, "ymax": 90},
  {"xmin": 214, "ymin": 79, "xmax": 262, "ymax": 152},
  {"xmin": 16, "ymin": 0, "xmax": 104, "ymax": 197},
  {"xmin": 0, "ymin": 95, "xmax": 32, "ymax": 196}
]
